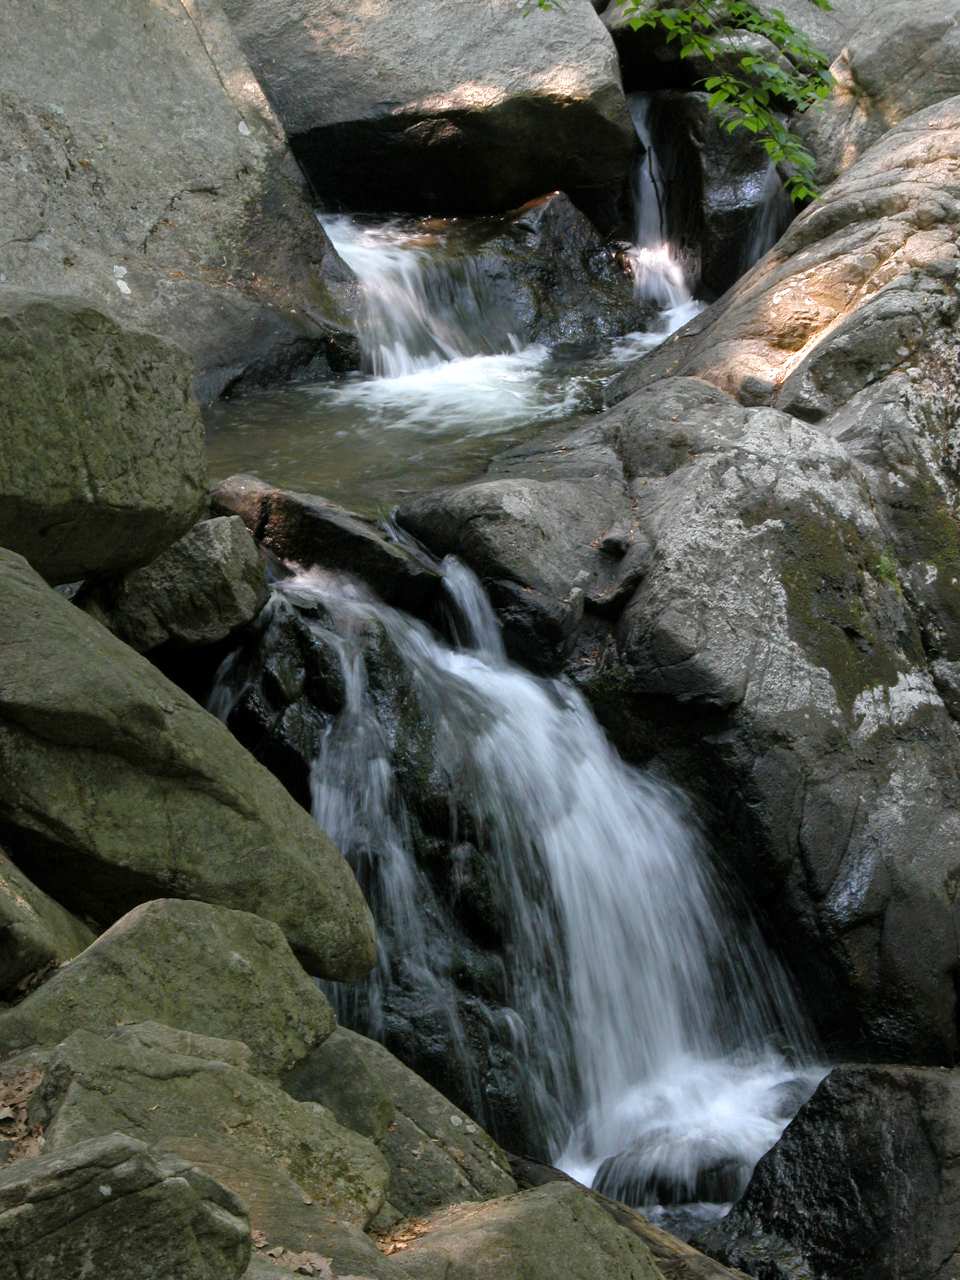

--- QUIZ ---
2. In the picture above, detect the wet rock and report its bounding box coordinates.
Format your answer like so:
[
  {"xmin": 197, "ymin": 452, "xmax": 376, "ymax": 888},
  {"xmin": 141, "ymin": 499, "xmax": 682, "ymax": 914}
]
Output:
[
  {"xmin": 447, "ymin": 193, "xmax": 646, "ymax": 345},
  {"xmin": 0, "ymin": 848, "xmax": 94, "ymax": 999},
  {"xmin": 696, "ymin": 1064, "xmax": 960, "ymax": 1280},
  {"xmin": 21, "ymin": 1024, "xmax": 391, "ymax": 1268},
  {"xmin": 219, "ymin": 0, "xmax": 633, "ymax": 222},
  {"xmin": 81, "ymin": 516, "xmax": 268, "ymax": 653},
  {"xmin": 0, "ymin": 293, "xmax": 206, "ymax": 584},
  {"xmin": 387, "ymin": 1180, "xmax": 662, "ymax": 1280},
  {"xmin": 0, "ymin": 549, "xmax": 375, "ymax": 978},
  {"xmin": 211, "ymin": 475, "xmax": 442, "ymax": 614},
  {"xmin": 0, "ymin": 900, "xmax": 335, "ymax": 1077},
  {"xmin": 594, "ymin": 1135, "xmax": 751, "ymax": 1206},
  {"xmin": 286, "ymin": 1026, "xmax": 516, "ymax": 1219},
  {"xmin": 799, "ymin": 1, "xmax": 960, "ymax": 187},
  {"xmin": 0, "ymin": 0, "xmax": 358, "ymax": 403},
  {"xmin": 0, "ymin": 1131, "xmax": 250, "ymax": 1280}
]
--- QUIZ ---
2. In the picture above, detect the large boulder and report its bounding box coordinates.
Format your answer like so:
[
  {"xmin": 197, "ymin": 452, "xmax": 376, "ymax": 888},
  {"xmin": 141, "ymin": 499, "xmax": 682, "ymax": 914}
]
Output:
[
  {"xmin": 80, "ymin": 516, "xmax": 268, "ymax": 653},
  {"xmin": 29, "ymin": 1025, "xmax": 390, "ymax": 1235},
  {"xmin": 0, "ymin": 549, "xmax": 375, "ymax": 979},
  {"xmin": 0, "ymin": 292, "xmax": 206, "ymax": 584},
  {"xmin": 385, "ymin": 1181, "xmax": 662, "ymax": 1280},
  {"xmin": 397, "ymin": 100, "xmax": 960, "ymax": 1063},
  {"xmin": 0, "ymin": 901, "xmax": 335, "ymax": 1076},
  {"xmin": 286, "ymin": 1027, "xmax": 517, "ymax": 1219},
  {"xmin": 0, "ymin": 0, "xmax": 358, "ymax": 403},
  {"xmin": 798, "ymin": 0, "xmax": 960, "ymax": 187},
  {"xmin": 696, "ymin": 1064, "xmax": 960, "ymax": 1280},
  {"xmin": 0, "ymin": 1131, "xmax": 250, "ymax": 1280},
  {"xmin": 218, "ymin": 0, "xmax": 634, "ymax": 221},
  {"xmin": 0, "ymin": 848, "xmax": 94, "ymax": 1000}
]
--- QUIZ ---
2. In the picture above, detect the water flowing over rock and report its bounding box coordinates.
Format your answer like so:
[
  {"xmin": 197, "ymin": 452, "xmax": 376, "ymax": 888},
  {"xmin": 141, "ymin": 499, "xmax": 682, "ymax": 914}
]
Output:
[
  {"xmin": 0, "ymin": 549, "xmax": 375, "ymax": 978},
  {"xmin": 0, "ymin": 293, "xmax": 206, "ymax": 584},
  {"xmin": 218, "ymin": 0, "xmax": 634, "ymax": 222},
  {"xmin": 209, "ymin": 556, "xmax": 820, "ymax": 1217},
  {"xmin": 0, "ymin": 0, "xmax": 358, "ymax": 402},
  {"xmin": 401, "ymin": 97, "xmax": 960, "ymax": 1065},
  {"xmin": 696, "ymin": 1064, "xmax": 960, "ymax": 1280}
]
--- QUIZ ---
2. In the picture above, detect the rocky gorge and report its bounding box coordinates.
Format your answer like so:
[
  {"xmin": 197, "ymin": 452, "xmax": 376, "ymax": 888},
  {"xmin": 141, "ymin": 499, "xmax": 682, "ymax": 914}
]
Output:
[{"xmin": 3, "ymin": 1, "xmax": 960, "ymax": 1278}]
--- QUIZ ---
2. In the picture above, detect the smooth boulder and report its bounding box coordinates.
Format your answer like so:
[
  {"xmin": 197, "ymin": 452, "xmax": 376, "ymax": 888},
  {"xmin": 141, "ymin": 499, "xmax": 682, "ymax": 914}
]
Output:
[
  {"xmin": 696, "ymin": 1065, "xmax": 960, "ymax": 1280},
  {"xmin": 0, "ymin": 1131, "xmax": 250, "ymax": 1280},
  {"xmin": 386, "ymin": 1181, "xmax": 662, "ymax": 1280},
  {"xmin": 0, "ymin": 293, "xmax": 206, "ymax": 583},
  {"xmin": 0, "ymin": 0, "xmax": 358, "ymax": 402},
  {"xmin": 0, "ymin": 549, "xmax": 375, "ymax": 979},
  {"xmin": 286, "ymin": 1027, "xmax": 517, "ymax": 1218},
  {"xmin": 219, "ymin": 0, "xmax": 634, "ymax": 220},
  {"xmin": 0, "ymin": 901, "xmax": 335, "ymax": 1076},
  {"xmin": 0, "ymin": 848, "xmax": 94, "ymax": 999},
  {"xmin": 81, "ymin": 516, "xmax": 268, "ymax": 653},
  {"xmin": 30, "ymin": 1025, "xmax": 390, "ymax": 1234}
]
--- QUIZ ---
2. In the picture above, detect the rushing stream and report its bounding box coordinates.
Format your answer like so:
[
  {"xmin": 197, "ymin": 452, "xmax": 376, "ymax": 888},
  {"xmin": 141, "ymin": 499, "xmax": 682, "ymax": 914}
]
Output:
[
  {"xmin": 210, "ymin": 557, "xmax": 822, "ymax": 1232},
  {"xmin": 206, "ymin": 101, "xmax": 815, "ymax": 1231}
]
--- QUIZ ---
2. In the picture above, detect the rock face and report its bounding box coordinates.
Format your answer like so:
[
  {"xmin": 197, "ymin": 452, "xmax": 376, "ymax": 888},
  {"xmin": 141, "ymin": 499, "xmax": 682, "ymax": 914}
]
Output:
[
  {"xmin": 696, "ymin": 1065, "xmax": 960, "ymax": 1280},
  {"xmin": 81, "ymin": 516, "xmax": 268, "ymax": 653},
  {"xmin": 398, "ymin": 98, "xmax": 960, "ymax": 1063},
  {"xmin": 387, "ymin": 1181, "xmax": 662, "ymax": 1280},
  {"xmin": 219, "ymin": 0, "xmax": 634, "ymax": 221},
  {"xmin": 0, "ymin": 1131, "xmax": 250, "ymax": 1280},
  {"xmin": 286, "ymin": 1027, "xmax": 517, "ymax": 1219},
  {"xmin": 31, "ymin": 1025, "xmax": 390, "ymax": 1233},
  {"xmin": 443, "ymin": 193, "xmax": 648, "ymax": 345},
  {"xmin": 0, "ymin": 849, "xmax": 94, "ymax": 1000},
  {"xmin": 0, "ymin": 293, "xmax": 206, "ymax": 584},
  {"xmin": 0, "ymin": 901, "xmax": 335, "ymax": 1077},
  {"xmin": 799, "ymin": 0, "xmax": 960, "ymax": 187},
  {"xmin": 0, "ymin": 0, "xmax": 358, "ymax": 403},
  {"xmin": 211, "ymin": 475, "xmax": 442, "ymax": 613},
  {"xmin": 0, "ymin": 550, "xmax": 375, "ymax": 979}
]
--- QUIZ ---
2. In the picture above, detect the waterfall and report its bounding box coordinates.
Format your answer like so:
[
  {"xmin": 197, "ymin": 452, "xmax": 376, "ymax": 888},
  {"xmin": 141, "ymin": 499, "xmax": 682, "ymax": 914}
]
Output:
[
  {"xmin": 210, "ymin": 557, "xmax": 822, "ymax": 1223},
  {"xmin": 625, "ymin": 94, "xmax": 703, "ymax": 345}
]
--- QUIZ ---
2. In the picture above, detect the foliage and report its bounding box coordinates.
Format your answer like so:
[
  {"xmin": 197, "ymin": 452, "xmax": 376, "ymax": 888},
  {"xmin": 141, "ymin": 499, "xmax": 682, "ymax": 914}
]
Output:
[{"xmin": 529, "ymin": 0, "xmax": 834, "ymax": 201}]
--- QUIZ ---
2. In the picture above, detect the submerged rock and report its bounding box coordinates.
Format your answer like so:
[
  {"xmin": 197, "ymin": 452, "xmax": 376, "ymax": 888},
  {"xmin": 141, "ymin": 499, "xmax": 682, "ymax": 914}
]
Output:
[
  {"xmin": 80, "ymin": 516, "xmax": 268, "ymax": 653},
  {"xmin": 0, "ymin": 900, "xmax": 335, "ymax": 1077},
  {"xmin": 0, "ymin": 549, "xmax": 375, "ymax": 979},
  {"xmin": 0, "ymin": 1131, "xmax": 250, "ymax": 1280},
  {"xmin": 696, "ymin": 1064, "xmax": 960, "ymax": 1280},
  {"xmin": 0, "ymin": 0, "xmax": 358, "ymax": 402},
  {"xmin": 219, "ymin": 0, "xmax": 634, "ymax": 222},
  {"xmin": 0, "ymin": 293, "xmax": 206, "ymax": 584}
]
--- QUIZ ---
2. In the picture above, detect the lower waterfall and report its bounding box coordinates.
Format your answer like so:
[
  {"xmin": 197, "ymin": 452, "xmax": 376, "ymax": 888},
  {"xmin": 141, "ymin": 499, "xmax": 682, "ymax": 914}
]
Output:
[{"xmin": 210, "ymin": 555, "xmax": 823, "ymax": 1229}]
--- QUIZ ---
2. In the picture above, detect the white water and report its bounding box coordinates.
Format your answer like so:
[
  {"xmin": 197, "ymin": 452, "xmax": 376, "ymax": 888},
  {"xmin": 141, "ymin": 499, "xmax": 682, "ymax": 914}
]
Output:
[
  {"xmin": 210, "ymin": 559, "xmax": 822, "ymax": 1221},
  {"xmin": 320, "ymin": 216, "xmax": 579, "ymax": 433},
  {"xmin": 624, "ymin": 95, "xmax": 704, "ymax": 346}
]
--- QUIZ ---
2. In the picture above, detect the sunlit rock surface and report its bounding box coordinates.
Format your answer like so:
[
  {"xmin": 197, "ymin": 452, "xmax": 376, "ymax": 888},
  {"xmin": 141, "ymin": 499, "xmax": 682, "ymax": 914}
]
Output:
[
  {"xmin": 0, "ymin": 0, "xmax": 358, "ymax": 402},
  {"xmin": 219, "ymin": 0, "xmax": 634, "ymax": 220}
]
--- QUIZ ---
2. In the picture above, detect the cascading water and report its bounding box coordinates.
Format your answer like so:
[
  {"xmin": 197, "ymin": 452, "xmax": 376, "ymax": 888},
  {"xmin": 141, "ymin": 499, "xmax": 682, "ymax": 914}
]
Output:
[
  {"xmin": 210, "ymin": 555, "xmax": 823, "ymax": 1230},
  {"xmin": 621, "ymin": 94, "xmax": 704, "ymax": 356}
]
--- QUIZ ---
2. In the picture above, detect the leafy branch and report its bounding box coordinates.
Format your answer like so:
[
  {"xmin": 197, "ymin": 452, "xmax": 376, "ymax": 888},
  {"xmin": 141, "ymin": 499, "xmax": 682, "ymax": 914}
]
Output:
[{"xmin": 528, "ymin": 0, "xmax": 834, "ymax": 201}]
